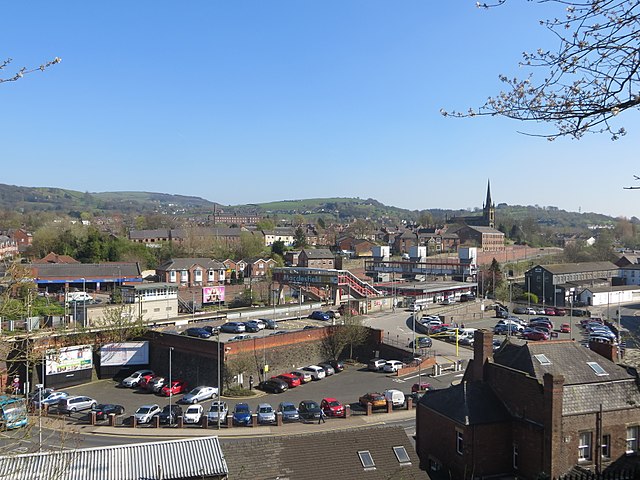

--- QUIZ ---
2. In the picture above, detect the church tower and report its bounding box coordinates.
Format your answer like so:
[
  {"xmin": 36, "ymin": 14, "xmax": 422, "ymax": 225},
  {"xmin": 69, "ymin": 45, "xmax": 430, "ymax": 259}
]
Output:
[{"xmin": 483, "ymin": 180, "xmax": 495, "ymax": 228}]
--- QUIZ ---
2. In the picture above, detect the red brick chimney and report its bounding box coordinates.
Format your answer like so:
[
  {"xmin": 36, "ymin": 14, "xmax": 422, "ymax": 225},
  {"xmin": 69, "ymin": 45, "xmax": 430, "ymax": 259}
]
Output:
[
  {"xmin": 543, "ymin": 372, "xmax": 565, "ymax": 477},
  {"xmin": 588, "ymin": 339, "xmax": 618, "ymax": 363},
  {"xmin": 471, "ymin": 329, "xmax": 494, "ymax": 382}
]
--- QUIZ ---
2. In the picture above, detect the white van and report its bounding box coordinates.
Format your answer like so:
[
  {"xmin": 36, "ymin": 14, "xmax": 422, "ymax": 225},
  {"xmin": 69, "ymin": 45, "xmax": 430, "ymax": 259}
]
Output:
[
  {"xmin": 384, "ymin": 389, "xmax": 405, "ymax": 407},
  {"xmin": 66, "ymin": 292, "xmax": 93, "ymax": 303}
]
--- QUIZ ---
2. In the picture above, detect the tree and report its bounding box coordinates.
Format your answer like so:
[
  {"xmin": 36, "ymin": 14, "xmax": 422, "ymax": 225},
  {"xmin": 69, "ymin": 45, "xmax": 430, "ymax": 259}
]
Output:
[
  {"xmin": 321, "ymin": 314, "xmax": 369, "ymax": 361},
  {"xmin": 271, "ymin": 240, "xmax": 286, "ymax": 257},
  {"xmin": 444, "ymin": 1, "xmax": 640, "ymax": 140},
  {"xmin": 293, "ymin": 227, "xmax": 307, "ymax": 249},
  {"xmin": 1, "ymin": 56, "xmax": 61, "ymax": 84}
]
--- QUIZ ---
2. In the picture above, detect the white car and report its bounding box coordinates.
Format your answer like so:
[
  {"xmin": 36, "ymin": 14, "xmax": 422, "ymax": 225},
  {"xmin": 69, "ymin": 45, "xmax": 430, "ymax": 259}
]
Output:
[
  {"xmin": 207, "ymin": 401, "xmax": 228, "ymax": 423},
  {"xmin": 121, "ymin": 369, "xmax": 155, "ymax": 388},
  {"xmin": 382, "ymin": 360, "xmax": 405, "ymax": 373},
  {"xmin": 301, "ymin": 365, "xmax": 326, "ymax": 381},
  {"xmin": 183, "ymin": 404, "xmax": 204, "ymax": 424},
  {"xmin": 134, "ymin": 404, "xmax": 161, "ymax": 424},
  {"xmin": 181, "ymin": 386, "xmax": 218, "ymax": 404}
]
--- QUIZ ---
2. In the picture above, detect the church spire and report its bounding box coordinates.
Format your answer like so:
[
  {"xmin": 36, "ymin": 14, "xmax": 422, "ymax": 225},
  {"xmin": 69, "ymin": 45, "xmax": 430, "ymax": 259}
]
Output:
[
  {"xmin": 484, "ymin": 179, "xmax": 493, "ymax": 209},
  {"xmin": 483, "ymin": 179, "xmax": 495, "ymax": 228}
]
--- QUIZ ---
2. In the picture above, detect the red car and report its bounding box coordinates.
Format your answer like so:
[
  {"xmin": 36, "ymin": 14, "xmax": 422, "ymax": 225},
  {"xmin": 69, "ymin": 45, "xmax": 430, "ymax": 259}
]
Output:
[
  {"xmin": 560, "ymin": 323, "xmax": 571, "ymax": 333},
  {"xmin": 272, "ymin": 373, "xmax": 301, "ymax": 388},
  {"xmin": 321, "ymin": 397, "xmax": 345, "ymax": 417},
  {"xmin": 523, "ymin": 329, "xmax": 549, "ymax": 341},
  {"xmin": 160, "ymin": 379, "xmax": 188, "ymax": 396},
  {"xmin": 411, "ymin": 382, "xmax": 432, "ymax": 393}
]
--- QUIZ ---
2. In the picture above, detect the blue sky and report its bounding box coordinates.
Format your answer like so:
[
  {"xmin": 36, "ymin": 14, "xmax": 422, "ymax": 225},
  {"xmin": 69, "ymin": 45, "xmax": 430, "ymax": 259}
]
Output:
[{"xmin": 2, "ymin": 1, "xmax": 638, "ymax": 219}]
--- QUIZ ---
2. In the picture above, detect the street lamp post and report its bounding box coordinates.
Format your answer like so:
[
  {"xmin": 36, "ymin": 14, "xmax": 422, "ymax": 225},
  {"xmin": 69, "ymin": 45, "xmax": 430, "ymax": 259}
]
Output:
[
  {"xmin": 81, "ymin": 278, "xmax": 86, "ymax": 328},
  {"xmin": 39, "ymin": 348, "xmax": 45, "ymax": 451},
  {"xmin": 168, "ymin": 347, "xmax": 173, "ymax": 424},
  {"xmin": 412, "ymin": 309, "xmax": 416, "ymax": 357},
  {"xmin": 217, "ymin": 336, "xmax": 221, "ymax": 430}
]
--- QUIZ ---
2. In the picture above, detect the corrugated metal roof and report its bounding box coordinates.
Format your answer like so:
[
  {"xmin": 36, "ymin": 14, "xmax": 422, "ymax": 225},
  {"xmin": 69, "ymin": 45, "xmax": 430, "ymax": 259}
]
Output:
[
  {"xmin": 535, "ymin": 262, "xmax": 618, "ymax": 275},
  {"xmin": 0, "ymin": 436, "xmax": 227, "ymax": 480}
]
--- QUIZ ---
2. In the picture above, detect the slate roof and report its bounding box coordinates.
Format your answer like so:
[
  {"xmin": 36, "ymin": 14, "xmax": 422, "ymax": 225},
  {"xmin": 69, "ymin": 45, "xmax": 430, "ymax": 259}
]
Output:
[
  {"xmin": 494, "ymin": 339, "xmax": 633, "ymax": 385},
  {"xmin": 535, "ymin": 261, "xmax": 618, "ymax": 275},
  {"xmin": 157, "ymin": 258, "xmax": 226, "ymax": 271},
  {"xmin": 128, "ymin": 228, "xmax": 172, "ymax": 240},
  {"xmin": 301, "ymin": 248, "xmax": 334, "ymax": 259},
  {"xmin": 31, "ymin": 262, "xmax": 141, "ymax": 279},
  {"xmin": 464, "ymin": 226, "xmax": 504, "ymax": 235},
  {"xmin": 584, "ymin": 284, "xmax": 640, "ymax": 293},
  {"xmin": 222, "ymin": 425, "xmax": 426, "ymax": 480},
  {"xmin": 418, "ymin": 381, "xmax": 511, "ymax": 426},
  {"xmin": 0, "ymin": 436, "xmax": 227, "ymax": 480},
  {"xmin": 563, "ymin": 380, "xmax": 640, "ymax": 415}
]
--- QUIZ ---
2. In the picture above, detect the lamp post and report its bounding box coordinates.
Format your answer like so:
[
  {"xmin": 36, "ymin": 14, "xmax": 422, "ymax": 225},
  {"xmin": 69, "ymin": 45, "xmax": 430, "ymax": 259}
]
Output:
[
  {"xmin": 412, "ymin": 309, "xmax": 416, "ymax": 357},
  {"xmin": 39, "ymin": 348, "xmax": 45, "ymax": 451},
  {"xmin": 81, "ymin": 278, "xmax": 86, "ymax": 328},
  {"xmin": 217, "ymin": 336, "xmax": 221, "ymax": 430},
  {"xmin": 168, "ymin": 347, "xmax": 173, "ymax": 424}
]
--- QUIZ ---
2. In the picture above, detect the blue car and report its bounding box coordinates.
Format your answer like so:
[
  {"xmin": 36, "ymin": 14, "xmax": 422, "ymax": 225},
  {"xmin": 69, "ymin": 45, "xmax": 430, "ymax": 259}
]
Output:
[
  {"xmin": 232, "ymin": 403, "xmax": 252, "ymax": 426},
  {"xmin": 182, "ymin": 327, "xmax": 211, "ymax": 339},
  {"xmin": 308, "ymin": 311, "xmax": 330, "ymax": 321},
  {"xmin": 278, "ymin": 402, "xmax": 300, "ymax": 422}
]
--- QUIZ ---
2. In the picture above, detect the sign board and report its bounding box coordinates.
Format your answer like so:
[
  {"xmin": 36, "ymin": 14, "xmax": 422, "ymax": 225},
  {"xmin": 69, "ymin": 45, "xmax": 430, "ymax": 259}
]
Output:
[
  {"xmin": 202, "ymin": 286, "xmax": 225, "ymax": 304},
  {"xmin": 99, "ymin": 342, "xmax": 150, "ymax": 367},
  {"xmin": 46, "ymin": 345, "xmax": 93, "ymax": 375}
]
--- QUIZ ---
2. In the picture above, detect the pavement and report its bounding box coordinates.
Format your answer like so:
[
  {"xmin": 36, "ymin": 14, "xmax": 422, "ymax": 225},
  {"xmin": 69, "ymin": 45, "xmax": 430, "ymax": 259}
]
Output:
[{"xmin": 38, "ymin": 403, "xmax": 417, "ymax": 438}]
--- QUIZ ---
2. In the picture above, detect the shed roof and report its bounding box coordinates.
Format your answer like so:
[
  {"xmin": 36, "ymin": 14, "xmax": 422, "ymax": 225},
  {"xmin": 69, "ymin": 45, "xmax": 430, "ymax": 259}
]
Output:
[
  {"xmin": 531, "ymin": 262, "xmax": 618, "ymax": 275},
  {"xmin": 0, "ymin": 436, "xmax": 227, "ymax": 480}
]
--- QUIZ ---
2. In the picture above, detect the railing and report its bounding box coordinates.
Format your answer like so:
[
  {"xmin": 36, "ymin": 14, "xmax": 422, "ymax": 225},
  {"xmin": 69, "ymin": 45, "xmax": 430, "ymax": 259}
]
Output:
[{"xmin": 337, "ymin": 270, "xmax": 381, "ymax": 298}]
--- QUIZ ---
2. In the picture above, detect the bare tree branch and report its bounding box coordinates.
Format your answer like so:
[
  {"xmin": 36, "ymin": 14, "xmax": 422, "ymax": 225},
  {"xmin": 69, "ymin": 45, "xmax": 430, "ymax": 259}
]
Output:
[{"xmin": 0, "ymin": 57, "xmax": 61, "ymax": 84}]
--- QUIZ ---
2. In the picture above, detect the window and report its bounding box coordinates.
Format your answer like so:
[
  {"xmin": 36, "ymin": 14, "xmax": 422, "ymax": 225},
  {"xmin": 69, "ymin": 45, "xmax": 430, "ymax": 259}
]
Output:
[
  {"xmin": 578, "ymin": 432, "xmax": 592, "ymax": 461},
  {"xmin": 627, "ymin": 426, "xmax": 639, "ymax": 454},
  {"xmin": 534, "ymin": 354, "xmax": 552, "ymax": 365},
  {"xmin": 456, "ymin": 430, "xmax": 464, "ymax": 455},
  {"xmin": 587, "ymin": 362, "xmax": 609, "ymax": 376},
  {"xmin": 513, "ymin": 444, "xmax": 519, "ymax": 469},
  {"xmin": 357, "ymin": 451, "xmax": 376, "ymax": 470},
  {"xmin": 393, "ymin": 446, "xmax": 411, "ymax": 465},
  {"xmin": 602, "ymin": 434, "xmax": 611, "ymax": 459}
]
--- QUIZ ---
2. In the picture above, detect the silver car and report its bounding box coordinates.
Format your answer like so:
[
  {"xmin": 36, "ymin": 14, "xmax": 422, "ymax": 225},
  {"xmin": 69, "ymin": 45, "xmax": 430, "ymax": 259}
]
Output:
[
  {"xmin": 207, "ymin": 401, "xmax": 228, "ymax": 423},
  {"xmin": 121, "ymin": 369, "xmax": 154, "ymax": 388},
  {"xmin": 58, "ymin": 395, "xmax": 97, "ymax": 414},
  {"xmin": 257, "ymin": 403, "xmax": 276, "ymax": 424},
  {"xmin": 181, "ymin": 386, "xmax": 218, "ymax": 404},
  {"xmin": 134, "ymin": 404, "xmax": 161, "ymax": 424}
]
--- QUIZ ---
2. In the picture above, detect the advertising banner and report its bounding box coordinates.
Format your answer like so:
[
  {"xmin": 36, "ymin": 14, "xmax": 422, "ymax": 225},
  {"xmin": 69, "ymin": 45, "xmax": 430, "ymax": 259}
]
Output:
[
  {"xmin": 46, "ymin": 345, "xmax": 93, "ymax": 375},
  {"xmin": 202, "ymin": 286, "xmax": 225, "ymax": 304},
  {"xmin": 100, "ymin": 342, "xmax": 149, "ymax": 367}
]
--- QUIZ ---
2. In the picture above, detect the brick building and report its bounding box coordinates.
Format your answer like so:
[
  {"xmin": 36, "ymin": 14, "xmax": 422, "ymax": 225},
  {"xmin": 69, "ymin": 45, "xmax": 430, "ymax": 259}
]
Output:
[
  {"xmin": 453, "ymin": 225, "xmax": 505, "ymax": 252},
  {"xmin": 417, "ymin": 331, "xmax": 640, "ymax": 479},
  {"xmin": 156, "ymin": 258, "xmax": 226, "ymax": 287},
  {"xmin": 297, "ymin": 249, "xmax": 335, "ymax": 269}
]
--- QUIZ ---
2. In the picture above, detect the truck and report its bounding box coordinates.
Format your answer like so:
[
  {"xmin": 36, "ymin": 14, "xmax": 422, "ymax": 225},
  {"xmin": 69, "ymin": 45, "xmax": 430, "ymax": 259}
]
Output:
[{"xmin": 65, "ymin": 292, "xmax": 93, "ymax": 303}]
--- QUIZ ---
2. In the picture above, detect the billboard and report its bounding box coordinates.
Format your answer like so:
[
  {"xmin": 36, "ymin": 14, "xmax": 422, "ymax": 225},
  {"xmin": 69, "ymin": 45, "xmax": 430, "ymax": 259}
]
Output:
[
  {"xmin": 46, "ymin": 345, "xmax": 93, "ymax": 376},
  {"xmin": 203, "ymin": 286, "xmax": 225, "ymax": 304},
  {"xmin": 100, "ymin": 342, "xmax": 150, "ymax": 367}
]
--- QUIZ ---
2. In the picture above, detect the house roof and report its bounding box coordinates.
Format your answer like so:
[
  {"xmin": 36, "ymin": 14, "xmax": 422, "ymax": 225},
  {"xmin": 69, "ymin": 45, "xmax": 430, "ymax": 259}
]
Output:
[
  {"xmin": 33, "ymin": 252, "xmax": 80, "ymax": 264},
  {"xmin": 584, "ymin": 285, "xmax": 640, "ymax": 293},
  {"xmin": 222, "ymin": 425, "xmax": 425, "ymax": 480},
  {"xmin": 157, "ymin": 258, "xmax": 226, "ymax": 271},
  {"xmin": 31, "ymin": 262, "xmax": 141, "ymax": 280},
  {"xmin": 418, "ymin": 381, "xmax": 511, "ymax": 426},
  {"xmin": 301, "ymin": 248, "xmax": 334, "ymax": 259},
  {"xmin": 464, "ymin": 226, "xmax": 504, "ymax": 235},
  {"xmin": 493, "ymin": 339, "xmax": 633, "ymax": 385},
  {"xmin": 563, "ymin": 380, "xmax": 640, "ymax": 415},
  {"xmin": 531, "ymin": 262, "xmax": 618, "ymax": 275},
  {"xmin": 0, "ymin": 436, "xmax": 227, "ymax": 480}
]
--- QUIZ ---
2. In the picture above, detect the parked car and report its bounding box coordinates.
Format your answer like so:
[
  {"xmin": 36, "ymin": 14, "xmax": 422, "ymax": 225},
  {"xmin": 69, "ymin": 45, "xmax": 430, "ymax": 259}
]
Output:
[
  {"xmin": 382, "ymin": 360, "xmax": 404, "ymax": 373},
  {"xmin": 158, "ymin": 404, "xmax": 182, "ymax": 424},
  {"xmin": 245, "ymin": 319, "xmax": 266, "ymax": 331},
  {"xmin": 144, "ymin": 375, "xmax": 166, "ymax": 393},
  {"xmin": 326, "ymin": 359, "xmax": 345, "ymax": 372},
  {"xmin": 121, "ymin": 369, "xmax": 155, "ymax": 388},
  {"xmin": 89, "ymin": 403, "xmax": 124, "ymax": 421},
  {"xmin": 229, "ymin": 334, "xmax": 252, "ymax": 342},
  {"xmin": 522, "ymin": 329, "xmax": 550, "ymax": 341},
  {"xmin": 138, "ymin": 374, "xmax": 156, "ymax": 390},
  {"xmin": 410, "ymin": 337, "xmax": 433, "ymax": 349},
  {"xmin": 160, "ymin": 379, "xmax": 188, "ymax": 397},
  {"xmin": 207, "ymin": 401, "xmax": 228, "ymax": 424},
  {"xmin": 301, "ymin": 365, "xmax": 326, "ymax": 380},
  {"xmin": 278, "ymin": 401, "xmax": 300, "ymax": 422},
  {"xmin": 384, "ymin": 389, "xmax": 406, "ymax": 407},
  {"xmin": 134, "ymin": 404, "xmax": 162, "ymax": 424},
  {"xmin": 203, "ymin": 325, "xmax": 220, "ymax": 335},
  {"xmin": 412, "ymin": 382, "xmax": 432, "ymax": 393},
  {"xmin": 182, "ymin": 327, "xmax": 212, "ymax": 339},
  {"xmin": 320, "ymin": 397, "xmax": 344, "ymax": 417},
  {"xmin": 317, "ymin": 363, "xmax": 335, "ymax": 376},
  {"xmin": 368, "ymin": 358, "xmax": 387, "ymax": 371},
  {"xmin": 58, "ymin": 395, "xmax": 97, "ymax": 414},
  {"xmin": 220, "ymin": 322, "xmax": 246, "ymax": 333},
  {"xmin": 264, "ymin": 319, "xmax": 278, "ymax": 329},
  {"xmin": 232, "ymin": 403, "xmax": 252, "ymax": 426},
  {"xmin": 308, "ymin": 311, "xmax": 330, "ymax": 321},
  {"xmin": 359, "ymin": 392, "xmax": 386, "ymax": 409},
  {"xmin": 512, "ymin": 306, "xmax": 528, "ymax": 315},
  {"xmin": 544, "ymin": 307, "xmax": 558, "ymax": 316},
  {"xmin": 257, "ymin": 403, "xmax": 276, "ymax": 424},
  {"xmin": 258, "ymin": 378, "xmax": 288, "ymax": 394},
  {"xmin": 493, "ymin": 323, "xmax": 521, "ymax": 335},
  {"xmin": 273, "ymin": 373, "xmax": 301, "ymax": 388},
  {"xmin": 32, "ymin": 390, "xmax": 68, "ymax": 409},
  {"xmin": 289, "ymin": 370, "xmax": 312, "ymax": 384},
  {"xmin": 560, "ymin": 323, "xmax": 571, "ymax": 333},
  {"xmin": 326, "ymin": 310, "xmax": 341, "ymax": 319},
  {"xmin": 181, "ymin": 386, "xmax": 218, "ymax": 404},
  {"xmin": 183, "ymin": 404, "xmax": 204, "ymax": 424},
  {"xmin": 298, "ymin": 400, "xmax": 322, "ymax": 420},
  {"xmin": 243, "ymin": 322, "xmax": 260, "ymax": 333}
]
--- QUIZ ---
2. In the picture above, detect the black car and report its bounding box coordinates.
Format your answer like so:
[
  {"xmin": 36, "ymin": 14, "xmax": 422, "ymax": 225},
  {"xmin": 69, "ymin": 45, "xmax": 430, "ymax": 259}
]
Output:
[
  {"xmin": 326, "ymin": 359, "xmax": 345, "ymax": 372},
  {"xmin": 258, "ymin": 378, "xmax": 288, "ymax": 394},
  {"xmin": 410, "ymin": 337, "xmax": 433, "ymax": 349},
  {"xmin": 243, "ymin": 322, "xmax": 260, "ymax": 333},
  {"xmin": 512, "ymin": 306, "xmax": 528, "ymax": 315},
  {"xmin": 298, "ymin": 400, "xmax": 322, "ymax": 420},
  {"xmin": 158, "ymin": 404, "xmax": 183, "ymax": 424},
  {"xmin": 203, "ymin": 325, "xmax": 219, "ymax": 335},
  {"xmin": 182, "ymin": 327, "xmax": 212, "ymax": 339},
  {"xmin": 89, "ymin": 403, "xmax": 125, "ymax": 421}
]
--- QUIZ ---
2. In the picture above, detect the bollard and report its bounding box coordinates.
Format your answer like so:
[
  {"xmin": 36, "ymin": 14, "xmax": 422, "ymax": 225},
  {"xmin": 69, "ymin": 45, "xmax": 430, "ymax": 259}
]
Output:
[
  {"xmin": 153, "ymin": 415, "xmax": 160, "ymax": 428},
  {"xmin": 202, "ymin": 416, "xmax": 208, "ymax": 429},
  {"xmin": 177, "ymin": 415, "xmax": 184, "ymax": 428},
  {"xmin": 108, "ymin": 413, "xmax": 116, "ymax": 427},
  {"xmin": 251, "ymin": 413, "xmax": 258, "ymax": 428},
  {"xmin": 407, "ymin": 397, "xmax": 413, "ymax": 410},
  {"xmin": 276, "ymin": 411, "xmax": 283, "ymax": 427},
  {"xmin": 366, "ymin": 402, "xmax": 373, "ymax": 416},
  {"xmin": 131, "ymin": 415, "xmax": 137, "ymax": 428},
  {"xmin": 386, "ymin": 400, "xmax": 393, "ymax": 414},
  {"xmin": 344, "ymin": 404, "xmax": 351, "ymax": 418},
  {"xmin": 227, "ymin": 415, "xmax": 233, "ymax": 428},
  {"xmin": 90, "ymin": 411, "xmax": 97, "ymax": 426}
]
